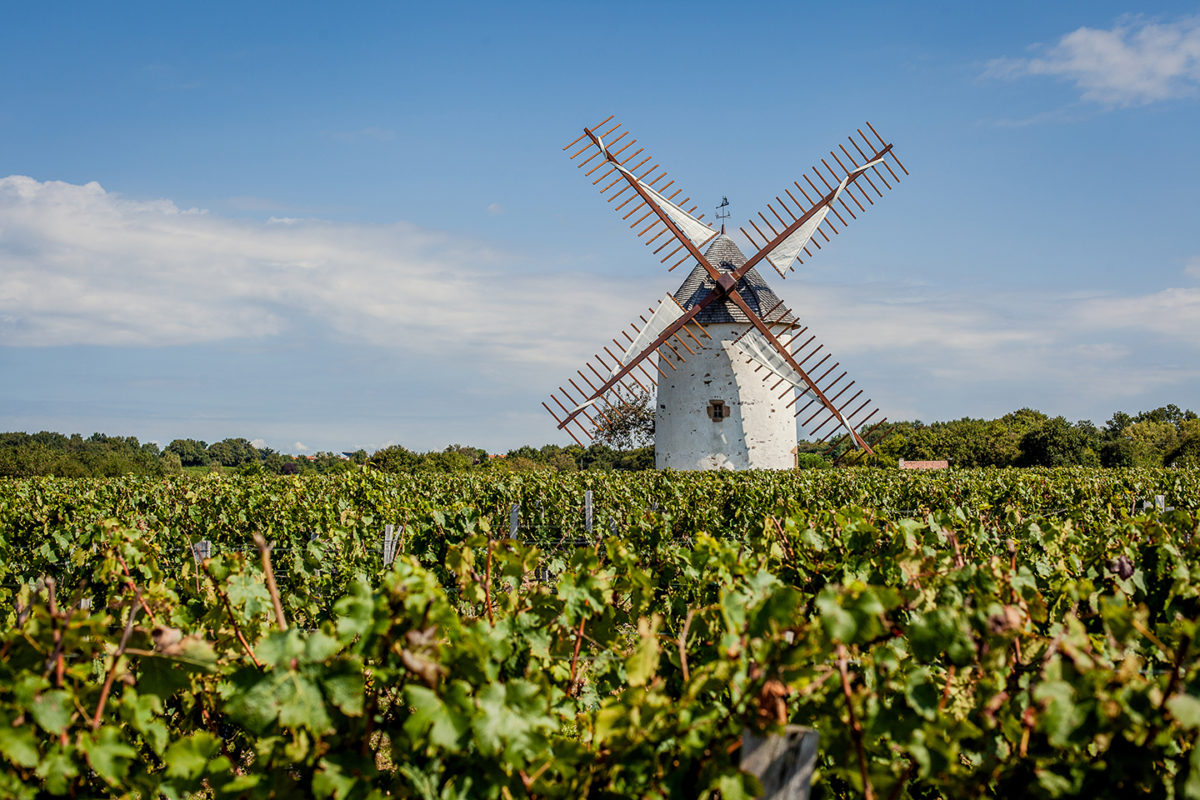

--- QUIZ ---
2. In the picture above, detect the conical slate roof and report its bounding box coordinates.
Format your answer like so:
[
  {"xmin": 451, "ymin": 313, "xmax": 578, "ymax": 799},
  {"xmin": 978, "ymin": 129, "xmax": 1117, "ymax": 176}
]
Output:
[{"xmin": 673, "ymin": 235, "xmax": 798, "ymax": 326}]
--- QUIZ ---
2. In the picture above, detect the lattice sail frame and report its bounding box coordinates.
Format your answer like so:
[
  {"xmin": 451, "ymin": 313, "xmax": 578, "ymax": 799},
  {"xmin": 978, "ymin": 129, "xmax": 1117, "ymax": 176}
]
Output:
[
  {"xmin": 564, "ymin": 116, "xmax": 719, "ymax": 272},
  {"xmin": 547, "ymin": 117, "xmax": 907, "ymax": 458},
  {"xmin": 725, "ymin": 298, "xmax": 890, "ymax": 457},
  {"xmin": 543, "ymin": 295, "xmax": 712, "ymax": 447},
  {"xmin": 738, "ymin": 121, "xmax": 908, "ymax": 277}
]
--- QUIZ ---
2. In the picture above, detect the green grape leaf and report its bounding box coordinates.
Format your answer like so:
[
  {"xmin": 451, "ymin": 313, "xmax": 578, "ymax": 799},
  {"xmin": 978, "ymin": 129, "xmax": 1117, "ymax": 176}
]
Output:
[
  {"xmin": 627, "ymin": 616, "xmax": 661, "ymax": 688},
  {"xmin": 163, "ymin": 732, "xmax": 221, "ymax": 779},
  {"xmin": 277, "ymin": 675, "xmax": 332, "ymax": 732},
  {"xmin": 30, "ymin": 690, "xmax": 72, "ymax": 735},
  {"xmin": 905, "ymin": 668, "xmax": 940, "ymax": 721},
  {"xmin": 81, "ymin": 727, "xmax": 138, "ymax": 785},
  {"xmin": 321, "ymin": 669, "xmax": 365, "ymax": 717},
  {"xmin": 403, "ymin": 685, "xmax": 469, "ymax": 751},
  {"xmin": 0, "ymin": 726, "xmax": 39, "ymax": 768},
  {"xmin": 1168, "ymin": 694, "xmax": 1200, "ymax": 730}
]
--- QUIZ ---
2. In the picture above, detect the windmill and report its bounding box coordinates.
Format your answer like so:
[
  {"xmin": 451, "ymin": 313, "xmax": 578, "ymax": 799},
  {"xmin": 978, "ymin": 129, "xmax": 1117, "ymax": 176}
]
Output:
[{"xmin": 542, "ymin": 116, "xmax": 907, "ymax": 469}]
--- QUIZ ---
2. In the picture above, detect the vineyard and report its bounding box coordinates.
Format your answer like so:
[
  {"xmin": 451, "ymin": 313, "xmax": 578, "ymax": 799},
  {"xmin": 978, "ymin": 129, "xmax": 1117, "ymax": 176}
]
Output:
[{"xmin": 0, "ymin": 467, "xmax": 1198, "ymax": 798}]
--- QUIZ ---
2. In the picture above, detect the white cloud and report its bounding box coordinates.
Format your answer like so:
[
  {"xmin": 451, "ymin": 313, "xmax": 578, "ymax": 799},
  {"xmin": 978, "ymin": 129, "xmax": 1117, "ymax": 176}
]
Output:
[
  {"xmin": 986, "ymin": 16, "xmax": 1200, "ymax": 106},
  {"xmin": 293, "ymin": 441, "xmax": 309, "ymax": 452},
  {"xmin": 777, "ymin": 276, "xmax": 1200, "ymax": 422},
  {"xmin": 1072, "ymin": 287, "xmax": 1200, "ymax": 341},
  {"xmin": 1186, "ymin": 257, "xmax": 1200, "ymax": 278},
  {"xmin": 3, "ymin": 174, "xmax": 1197, "ymax": 438},
  {"xmin": 249, "ymin": 438, "xmax": 267, "ymax": 449},
  {"xmin": 486, "ymin": 203, "xmax": 503, "ymax": 216},
  {"xmin": 0, "ymin": 175, "xmax": 633, "ymax": 380},
  {"xmin": 791, "ymin": 288, "xmax": 1039, "ymax": 357}
]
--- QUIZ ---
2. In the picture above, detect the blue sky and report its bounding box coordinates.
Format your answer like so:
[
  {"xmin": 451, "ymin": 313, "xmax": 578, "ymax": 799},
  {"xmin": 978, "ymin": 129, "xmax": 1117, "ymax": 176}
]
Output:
[{"xmin": 2, "ymin": 2, "xmax": 1198, "ymax": 453}]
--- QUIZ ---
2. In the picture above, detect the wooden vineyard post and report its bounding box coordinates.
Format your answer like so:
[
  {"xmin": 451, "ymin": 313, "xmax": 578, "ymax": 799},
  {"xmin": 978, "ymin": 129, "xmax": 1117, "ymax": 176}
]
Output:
[
  {"xmin": 585, "ymin": 490, "xmax": 593, "ymax": 537},
  {"xmin": 1141, "ymin": 496, "xmax": 1174, "ymax": 513},
  {"xmin": 382, "ymin": 524, "xmax": 400, "ymax": 566},
  {"xmin": 510, "ymin": 503, "xmax": 520, "ymax": 538},
  {"xmin": 740, "ymin": 725, "xmax": 818, "ymax": 799}
]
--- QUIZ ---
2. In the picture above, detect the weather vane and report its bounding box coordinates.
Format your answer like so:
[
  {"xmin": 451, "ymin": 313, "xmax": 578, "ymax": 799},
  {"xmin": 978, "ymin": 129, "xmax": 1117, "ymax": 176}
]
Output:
[{"xmin": 715, "ymin": 196, "xmax": 731, "ymax": 234}]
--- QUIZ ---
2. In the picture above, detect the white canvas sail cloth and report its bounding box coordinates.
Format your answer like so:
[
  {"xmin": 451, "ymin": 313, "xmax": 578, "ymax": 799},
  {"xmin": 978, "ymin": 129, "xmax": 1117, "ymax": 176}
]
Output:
[
  {"xmin": 762, "ymin": 157, "xmax": 885, "ymax": 276},
  {"xmin": 619, "ymin": 294, "xmax": 685, "ymax": 366},
  {"xmin": 726, "ymin": 331, "xmax": 863, "ymax": 449},
  {"xmin": 567, "ymin": 295, "xmax": 686, "ymax": 416},
  {"xmin": 594, "ymin": 133, "xmax": 717, "ymax": 250}
]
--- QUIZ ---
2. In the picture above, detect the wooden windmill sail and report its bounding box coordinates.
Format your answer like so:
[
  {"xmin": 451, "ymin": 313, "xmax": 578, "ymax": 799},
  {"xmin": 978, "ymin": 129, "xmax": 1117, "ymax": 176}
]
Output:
[{"xmin": 543, "ymin": 116, "xmax": 907, "ymax": 463}]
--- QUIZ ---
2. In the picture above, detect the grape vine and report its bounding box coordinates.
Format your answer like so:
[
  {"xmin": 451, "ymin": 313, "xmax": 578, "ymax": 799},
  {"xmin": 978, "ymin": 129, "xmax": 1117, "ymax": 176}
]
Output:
[{"xmin": 0, "ymin": 468, "xmax": 1196, "ymax": 797}]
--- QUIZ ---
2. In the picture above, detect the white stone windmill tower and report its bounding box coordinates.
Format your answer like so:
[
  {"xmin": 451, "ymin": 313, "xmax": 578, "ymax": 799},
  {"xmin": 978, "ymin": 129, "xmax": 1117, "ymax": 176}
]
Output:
[{"xmin": 543, "ymin": 117, "xmax": 907, "ymax": 469}]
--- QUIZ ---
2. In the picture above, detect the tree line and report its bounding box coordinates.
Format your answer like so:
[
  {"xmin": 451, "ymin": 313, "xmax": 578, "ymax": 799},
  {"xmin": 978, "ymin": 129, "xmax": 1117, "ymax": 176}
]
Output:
[
  {"xmin": 0, "ymin": 404, "xmax": 1195, "ymax": 478},
  {"xmin": 867, "ymin": 405, "xmax": 1199, "ymax": 468}
]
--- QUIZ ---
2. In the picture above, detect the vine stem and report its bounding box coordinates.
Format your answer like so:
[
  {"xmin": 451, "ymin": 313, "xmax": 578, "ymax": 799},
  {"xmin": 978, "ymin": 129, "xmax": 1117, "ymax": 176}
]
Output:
[
  {"xmin": 886, "ymin": 756, "xmax": 918, "ymax": 800},
  {"xmin": 92, "ymin": 592, "xmax": 141, "ymax": 728},
  {"xmin": 768, "ymin": 516, "xmax": 797, "ymax": 563},
  {"xmin": 185, "ymin": 533, "xmax": 203, "ymax": 594},
  {"xmin": 944, "ymin": 529, "xmax": 965, "ymax": 569},
  {"xmin": 837, "ymin": 643, "xmax": 874, "ymax": 800},
  {"xmin": 518, "ymin": 761, "xmax": 552, "ymax": 795},
  {"xmin": 678, "ymin": 610, "xmax": 695, "ymax": 684},
  {"xmin": 253, "ymin": 533, "xmax": 288, "ymax": 631},
  {"xmin": 361, "ymin": 630, "xmax": 394, "ymax": 757},
  {"xmin": 1142, "ymin": 632, "xmax": 1193, "ymax": 746},
  {"xmin": 1163, "ymin": 634, "xmax": 1192, "ymax": 703},
  {"xmin": 199, "ymin": 561, "xmax": 262, "ymax": 667},
  {"xmin": 937, "ymin": 664, "xmax": 956, "ymax": 713},
  {"xmin": 45, "ymin": 577, "xmax": 68, "ymax": 746},
  {"xmin": 45, "ymin": 578, "xmax": 66, "ymax": 688},
  {"xmin": 200, "ymin": 704, "xmax": 244, "ymax": 776},
  {"xmin": 113, "ymin": 552, "xmax": 159, "ymax": 625},
  {"xmin": 45, "ymin": 578, "xmax": 68, "ymax": 686},
  {"xmin": 483, "ymin": 534, "xmax": 495, "ymax": 627},
  {"xmin": 360, "ymin": 673, "xmax": 379, "ymax": 758},
  {"xmin": 1007, "ymin": 538, "xmax": 1023, "ymax": 666},
  {"xmin": 567, "ymin": 616, "xmax": 587, "ymax": 697},
  {"xmin": 1130, "ymin": 617, "xmax": 1171, "ymax": 655}
]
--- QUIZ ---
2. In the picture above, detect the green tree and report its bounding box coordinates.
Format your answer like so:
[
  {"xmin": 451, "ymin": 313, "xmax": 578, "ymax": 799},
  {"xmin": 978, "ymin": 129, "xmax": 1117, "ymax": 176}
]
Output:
[
  {"xmin": 1099, "ymin": 437, "xmax": 1137, "ymax": 467},
  {"xmin": 418, "ymin": 450, "xmax": 472, "ymax": 472},
  {"xmin": 260, "ymin": 452, "xmax": 289, "ymax": 474},
  {"xmin": 369, "ymin": 445, "xmax": 419, "ymax": 472},
  {"xmin": 1123, "ymin": 419, "xmax": 1180, "ymax": 467},
  {"xmin": 593, "ymin": 390, "xmax": 654, "ymax": 451},
  {"xmin": 495, "ymin": 455, "xmax": 553, "ymax": 472},
  {"xmin": 930, "ymin": 418, "xmax": 992, "ymax": 466},
  {"xmin": 795, "ymin": 452, "xmax": 832, "ymax": 469},
  {"xmin": 1105, "ymin": 411, "xmax": 1134, "ymax": 437},
  {"xmin": 577, "ymin": 444, "xmax": 654, "ymax": 471},
  {"xmin": 543, "ymin": 447, "xmax": 579, "ymax": 472},
  {"xmin": 1019, "ymin": 417, "xmax": 1100, "ymax": 467},
  {"xmin": 0, "ymin": 431, "xmax": 162, "ymax": 476},
  {"xmin": 443, "ymin": 444, "xmax": 488, "ymax": 466},
  {"xmin": 988, "ymin": 408, "xmax": 1049, "ymax": 466},
  {"xmin": 1134, "ymin": 403, "xmax": 1197, "ymax": 426},
  {"xmin": 1168, "ymin": 419, "xmax": 1200, "ymax": 467},
  {"xmin": 207, "ymin": 438, "xmax": 258, "ymax": 467},
  {"xmin": 165, "ymin": 439, "xmax": 210, "ymax": 467}
]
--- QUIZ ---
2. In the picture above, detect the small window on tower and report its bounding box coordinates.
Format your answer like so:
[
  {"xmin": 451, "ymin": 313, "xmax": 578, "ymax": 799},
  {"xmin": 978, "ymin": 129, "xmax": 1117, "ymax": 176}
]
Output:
[{"xmin": 708, "ymin": 400, "xmax": 727, "ymax": 422}]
